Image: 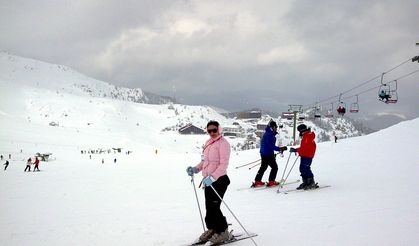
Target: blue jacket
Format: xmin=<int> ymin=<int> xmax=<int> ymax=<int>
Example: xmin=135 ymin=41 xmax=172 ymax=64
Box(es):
xmin=260 ymin=126 xmax=280 ymax=156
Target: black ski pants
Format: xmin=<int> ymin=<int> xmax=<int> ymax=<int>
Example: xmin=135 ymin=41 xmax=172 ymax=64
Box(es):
xmin=254 ymin=154 xmax=278 ymax=182
xmin=204 ymin=175 xmax=230 ymax=233
xmin=24 ymin=165 xmax=31 ymax=172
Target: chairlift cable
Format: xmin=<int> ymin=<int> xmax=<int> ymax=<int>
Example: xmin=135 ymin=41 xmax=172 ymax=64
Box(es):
xmin=315 ymin=68 xmax=419 ymax=108
xmin=302 ymin=57 xmax=416 ymax=111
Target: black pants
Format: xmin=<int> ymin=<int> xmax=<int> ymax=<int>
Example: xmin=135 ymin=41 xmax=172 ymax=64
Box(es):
xmin=24 ymin=165 xmax=31 ymax=172
xmin=4 ymin=165 xmax=8 ymax=170
xmin=254 ymin=154 xmax=278 ymax=181
xmin=204 ymin=175 xmax=230 ymax=233
xmin=34 ymin=165 xmax=40 ymax=171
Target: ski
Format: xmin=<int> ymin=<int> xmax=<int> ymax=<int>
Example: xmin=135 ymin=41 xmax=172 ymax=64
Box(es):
xmin=253 ymin=179 xmax=301 ymax=191
xmin=183 ymin=232 xmax=257 ymax=246
xmin=237 ymin=179 xmax=300 ymax=191
xmin=277 ymin=184 xmax=331 ymax=194
xmin=205 ymin=232 xmax=258 ymax=245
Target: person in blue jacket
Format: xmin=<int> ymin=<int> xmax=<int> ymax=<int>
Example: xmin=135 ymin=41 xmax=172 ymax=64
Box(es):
xmin=252 ymin=120 xmax=287 ymax=187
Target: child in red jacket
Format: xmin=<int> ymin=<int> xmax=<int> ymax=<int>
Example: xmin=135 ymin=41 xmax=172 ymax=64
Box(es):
xmin=290 ymin=124 xmax=318 ymax=190
xmin=33 ymin=157 xmax=40 ymax=171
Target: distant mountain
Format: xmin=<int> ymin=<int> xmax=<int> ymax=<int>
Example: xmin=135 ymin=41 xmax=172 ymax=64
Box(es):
xmin=0 ymin=52 xmax=366 ymax=151
xmin=0 ymin=51 xmax=174 ymax=105
xmin=361 ymin=114 xmax=407 ymax=131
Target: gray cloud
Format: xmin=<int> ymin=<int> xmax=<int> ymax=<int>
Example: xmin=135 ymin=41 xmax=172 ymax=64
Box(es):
xmin=1 ymin=0 xmax=418 ymax=120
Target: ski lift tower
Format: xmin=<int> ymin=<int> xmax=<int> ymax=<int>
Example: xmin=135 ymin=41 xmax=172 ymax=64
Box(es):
xmin=288 ymin=104 xmax=303 ymax=144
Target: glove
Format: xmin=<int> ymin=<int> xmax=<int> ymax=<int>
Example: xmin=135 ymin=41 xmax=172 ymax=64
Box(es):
xmin=186 ymin=166 xmax=198 ymax=176
xmin=289 ymin=147 xmax=297 ymax=153
xmin=279 ymin=146 xmax=288 ymax=152
xmin=202 ymin=176 xmax=215 ymax=187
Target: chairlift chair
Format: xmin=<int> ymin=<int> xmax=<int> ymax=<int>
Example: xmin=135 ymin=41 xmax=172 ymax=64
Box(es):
xmin=336 ymin=94 xmax=346 ymax=116
xmin=325 ymin=110 xmax=333 ymax=118
xmin=349 ymin=95 xmax=359 ymax=113
xmin=325 ymin=103 xmax=334 ymax=118
xmin=378 ymin=80 xmax=398 ymax=104
xmin=336 ymin=102 xmax=346 ymax=116
xmin=349 ymin=103 xmax=359 ymax=113
xmin=314 ymin=105 xmax=322 ymax=118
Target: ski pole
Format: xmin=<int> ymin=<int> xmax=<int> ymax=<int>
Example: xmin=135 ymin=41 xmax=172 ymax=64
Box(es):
xmin=279 ymin=152 xmax=292 ymax=186
xmin=209 ymin=185 xmax=258 ymax=246
xmin=191 ymin=175 xmax=206 ymax=232
xmin=248 ymin=162 xmax=261 ymax=170
xmin=235 ymin=159 xmax=261 ymax=169
xmin=277 ymin=155 xmax=300 ymax=193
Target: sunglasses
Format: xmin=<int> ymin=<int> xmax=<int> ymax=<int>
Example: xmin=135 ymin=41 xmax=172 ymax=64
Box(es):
xmin=207 ymin=128 xmax=218 ymax=133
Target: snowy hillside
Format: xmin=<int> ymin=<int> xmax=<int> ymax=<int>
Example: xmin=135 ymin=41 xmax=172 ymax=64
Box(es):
xmin=0 ymin=51 xmax=172 ymax=104
xmin=0 ymin=52 xmax=364 ymax=154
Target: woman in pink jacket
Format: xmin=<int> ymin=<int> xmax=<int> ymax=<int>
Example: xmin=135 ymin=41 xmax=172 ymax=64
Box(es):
xmin=186 ymin=120 xmax=231 ymax=244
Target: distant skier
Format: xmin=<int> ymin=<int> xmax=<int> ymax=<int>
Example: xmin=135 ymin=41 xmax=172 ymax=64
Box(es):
xmin=101 ymin=158 xmax=104 ymax=164
xmin=114 ymin=158 xmax=117 ymax=164
xmin=33 ymin=157 xmax=40 ymax=171
xmin=0 ymin=155 xmax=3 ymax=160
xmin=252 ymin=120 xmax=287 ymax=187
xmin=24 ymin=158 xmax=32 ymax=172
xmin=334 ymin=135 xmax=338 ymax=143
xmin=8 ymin=154 xmax=11 ymax=159
xmin=4 ymin=160 xmax=9 ymax=170
xmin=186 ymin=120 xmax=232 ymax=245
xmin=290 ymin=124 xmax=318 ymax=190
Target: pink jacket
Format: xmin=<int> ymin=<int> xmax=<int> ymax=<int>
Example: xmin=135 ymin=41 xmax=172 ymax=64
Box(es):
xmin=195 ymin=135 xmax=231 ymax=180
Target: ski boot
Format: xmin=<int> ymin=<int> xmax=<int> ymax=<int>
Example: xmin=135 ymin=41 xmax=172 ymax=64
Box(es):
xmin=251 ymin=181 xmax=265 ymax=188
xmin=266 ymin=181 xmax=280 ymax=187
xmin=198 ymin=229 xmax=215 ymax=243
xmin=208 ymin=229 xmax=233 ymax=244
xmin=304 ymin=177 xmax=319 ymax=190
xmin=296 ymin=177 xmax=308 ymax=190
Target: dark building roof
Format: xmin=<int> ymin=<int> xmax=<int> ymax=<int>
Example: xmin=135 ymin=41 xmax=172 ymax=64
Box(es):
xmin=179 ymin=124 xmax=206 ymax=135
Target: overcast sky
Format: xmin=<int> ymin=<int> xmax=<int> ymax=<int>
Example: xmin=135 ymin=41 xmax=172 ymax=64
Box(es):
xmin=1 ymin=0 xmax=419 ymax=120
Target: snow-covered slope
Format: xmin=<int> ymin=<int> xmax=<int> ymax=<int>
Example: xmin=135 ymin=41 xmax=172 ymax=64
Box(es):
xmin=1 ymin=53 xmax=417 ymax=246
xmin=0 ymin=112 xmax=418 ymax=245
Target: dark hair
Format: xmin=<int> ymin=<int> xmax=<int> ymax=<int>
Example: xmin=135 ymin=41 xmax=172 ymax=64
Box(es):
xmin=207 ymin=120 xmax=220 ymax=128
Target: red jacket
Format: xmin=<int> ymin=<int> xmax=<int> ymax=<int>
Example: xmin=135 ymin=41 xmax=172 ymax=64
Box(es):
xmin=34 ymin=159 xmax=40 ymax=165
xmin=297 ymin=131 xmax=316 ymax=158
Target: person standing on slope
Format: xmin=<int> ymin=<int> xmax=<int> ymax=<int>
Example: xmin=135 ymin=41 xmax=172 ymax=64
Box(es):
xmin=4 ymin=160 xmax=9 ymax=170
xmin=252 ymin=120 xmax=287 ymax=187
xmin=186 ymin=120 xmax=232 ymax=245
xmin=33 ymin=157 xmax=40 ymax=171
xmin=24 ymin=158 xmax=32 ymax=172
xmin=290 ymin=124 xmax=318 ymax=190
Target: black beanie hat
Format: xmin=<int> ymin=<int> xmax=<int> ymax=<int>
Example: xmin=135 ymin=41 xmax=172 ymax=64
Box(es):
xmin=297 ymin=124 xmax=308 ymax=133
xmin=269 ymin=121 xmax=278 ymax=128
